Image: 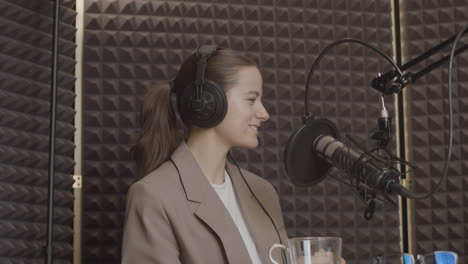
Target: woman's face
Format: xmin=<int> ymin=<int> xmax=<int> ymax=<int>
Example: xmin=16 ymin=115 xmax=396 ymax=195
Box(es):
xmin=214 ymin=66 xmax=270 ymax=149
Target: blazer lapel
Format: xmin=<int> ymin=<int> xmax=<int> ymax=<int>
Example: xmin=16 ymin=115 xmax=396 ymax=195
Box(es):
xmin=170 ymin=142 xmax=252 ymax=264
xmin=226 ymin=162 xmax=284 ymax=264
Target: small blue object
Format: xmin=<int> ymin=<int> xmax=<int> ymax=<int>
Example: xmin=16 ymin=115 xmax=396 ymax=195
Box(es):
xmin=433 ymin=251 xmax=458 ymax=264
xmin=403 ymin=254 xmax=414 ymax=264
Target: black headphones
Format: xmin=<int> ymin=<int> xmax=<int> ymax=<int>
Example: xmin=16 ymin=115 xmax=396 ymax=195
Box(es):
xmin=178 ymin=45 xmax=228 ymax=128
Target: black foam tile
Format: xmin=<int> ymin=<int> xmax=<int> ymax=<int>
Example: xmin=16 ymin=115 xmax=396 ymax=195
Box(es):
xmin=0 ymin=1 xmax=76 ymax=264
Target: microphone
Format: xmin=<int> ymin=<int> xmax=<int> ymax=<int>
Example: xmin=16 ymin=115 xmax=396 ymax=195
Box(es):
xmin=284 ymin=116 xmax=413 ymax=198
xmin=313 ymin=134 xmax=410 ymax=197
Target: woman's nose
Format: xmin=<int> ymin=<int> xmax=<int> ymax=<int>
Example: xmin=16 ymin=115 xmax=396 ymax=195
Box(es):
xmin=257 ymin=102 xmax=270 ymax=121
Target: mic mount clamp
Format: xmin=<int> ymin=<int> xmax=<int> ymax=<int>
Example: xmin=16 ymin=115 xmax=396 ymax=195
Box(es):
xmin=372 ymin=72 xmax=413 ymax=95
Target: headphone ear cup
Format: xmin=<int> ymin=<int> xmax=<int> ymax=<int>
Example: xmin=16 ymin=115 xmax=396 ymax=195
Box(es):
xmin=180 ymin=80 xmax=227 ymax=128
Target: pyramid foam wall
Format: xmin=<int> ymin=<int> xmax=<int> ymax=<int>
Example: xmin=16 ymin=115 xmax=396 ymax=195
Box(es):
xmin=402 ymin=1 xmax=468 ymax=262
xmin=0 ymin=0 xmax=76 ymax=263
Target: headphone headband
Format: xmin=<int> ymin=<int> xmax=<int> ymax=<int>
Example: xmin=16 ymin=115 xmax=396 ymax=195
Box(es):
xmin=194 ymin=45 xmax=218 ymax=96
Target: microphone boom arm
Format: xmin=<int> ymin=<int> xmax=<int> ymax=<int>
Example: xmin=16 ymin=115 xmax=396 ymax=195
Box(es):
xmin=372 ymin=28 xmax=468 ymax=94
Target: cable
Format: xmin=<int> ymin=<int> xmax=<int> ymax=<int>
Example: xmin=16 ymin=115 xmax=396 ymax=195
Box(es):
xmin=304 ymin=38 xmax=405 ymax=115
xmin=408 ymin=26 xmax=468 ymax=199
xmin=227 ymin=152 xmax=287 ymax=264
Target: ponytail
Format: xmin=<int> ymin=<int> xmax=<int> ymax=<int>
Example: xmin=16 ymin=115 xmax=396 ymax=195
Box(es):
xmin=130 ymin=83 xmax=182 ymax=179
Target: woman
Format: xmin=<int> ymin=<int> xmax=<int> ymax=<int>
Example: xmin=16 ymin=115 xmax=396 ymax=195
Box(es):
xmin=122 ymin=46 xmax=288 ymax=263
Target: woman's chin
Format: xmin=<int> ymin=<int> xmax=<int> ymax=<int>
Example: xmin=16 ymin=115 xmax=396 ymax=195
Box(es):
xmin=237 ymin=139 xmax=259 ymax=149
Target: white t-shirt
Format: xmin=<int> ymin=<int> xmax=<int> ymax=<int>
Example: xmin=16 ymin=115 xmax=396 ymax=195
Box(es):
xmin=211 ymin=171 xmax=262 ymax=264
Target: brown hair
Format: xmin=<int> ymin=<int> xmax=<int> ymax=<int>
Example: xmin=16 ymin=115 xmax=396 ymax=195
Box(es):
xmin=131 ymin=48 xmax=257 ymax=178
xmin=130 ymin=83 xmax=181 ymax=178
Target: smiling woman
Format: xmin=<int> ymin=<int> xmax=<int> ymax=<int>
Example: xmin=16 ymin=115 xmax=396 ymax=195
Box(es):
xmin=122 ymin=46 xmax=288 ymax=264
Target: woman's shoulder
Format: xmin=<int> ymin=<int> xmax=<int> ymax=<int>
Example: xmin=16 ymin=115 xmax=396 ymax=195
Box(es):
xmin=128 ymin=160 xmax=181 ymax=197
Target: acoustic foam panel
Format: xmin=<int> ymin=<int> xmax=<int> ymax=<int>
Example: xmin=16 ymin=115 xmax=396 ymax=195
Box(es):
xmin=0 ymin=0 xmax=76 ymax=263
xmin=402 ymin=1 xmax=468 ymax=262
xmin=82 ymin=1 xmax=400 ymax=263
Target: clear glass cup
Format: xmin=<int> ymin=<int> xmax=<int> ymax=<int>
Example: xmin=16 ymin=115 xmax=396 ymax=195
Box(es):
xmin=269 ymin=237 xmax=342 ymax=264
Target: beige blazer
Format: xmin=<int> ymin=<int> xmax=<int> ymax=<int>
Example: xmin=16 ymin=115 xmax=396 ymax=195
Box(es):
xmin=122 ymin=142 xmax=288 ymax=264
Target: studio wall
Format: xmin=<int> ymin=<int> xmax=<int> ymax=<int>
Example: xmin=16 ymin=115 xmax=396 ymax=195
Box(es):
xmin=402 ymin=1 xmax=468 ymax=262
xmin=81 ymin=1 xmax=400 ymax=264
xmin=0 ymin=0 xmax=76 ymax=263
xmin=1 ymin=1 xmax=466 ymax=264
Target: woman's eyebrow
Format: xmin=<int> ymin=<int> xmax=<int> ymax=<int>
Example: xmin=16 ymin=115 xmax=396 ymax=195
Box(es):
xmin=246 ymin=91 xmax=260 ymax=96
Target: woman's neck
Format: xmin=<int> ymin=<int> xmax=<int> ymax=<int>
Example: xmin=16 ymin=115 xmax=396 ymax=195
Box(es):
xmin=186 ymin=130 xmax=229 ymax=185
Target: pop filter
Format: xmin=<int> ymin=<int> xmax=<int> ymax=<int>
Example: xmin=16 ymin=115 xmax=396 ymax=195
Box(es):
xmin=283 ymin=116 xmax=339 ymax=187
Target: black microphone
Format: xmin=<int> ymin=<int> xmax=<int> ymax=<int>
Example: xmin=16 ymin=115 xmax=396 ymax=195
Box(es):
xmin=284 ymin=116 xmax=413 ymax=198
xmin=313 ymin=134 xmax=410 ymax=197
